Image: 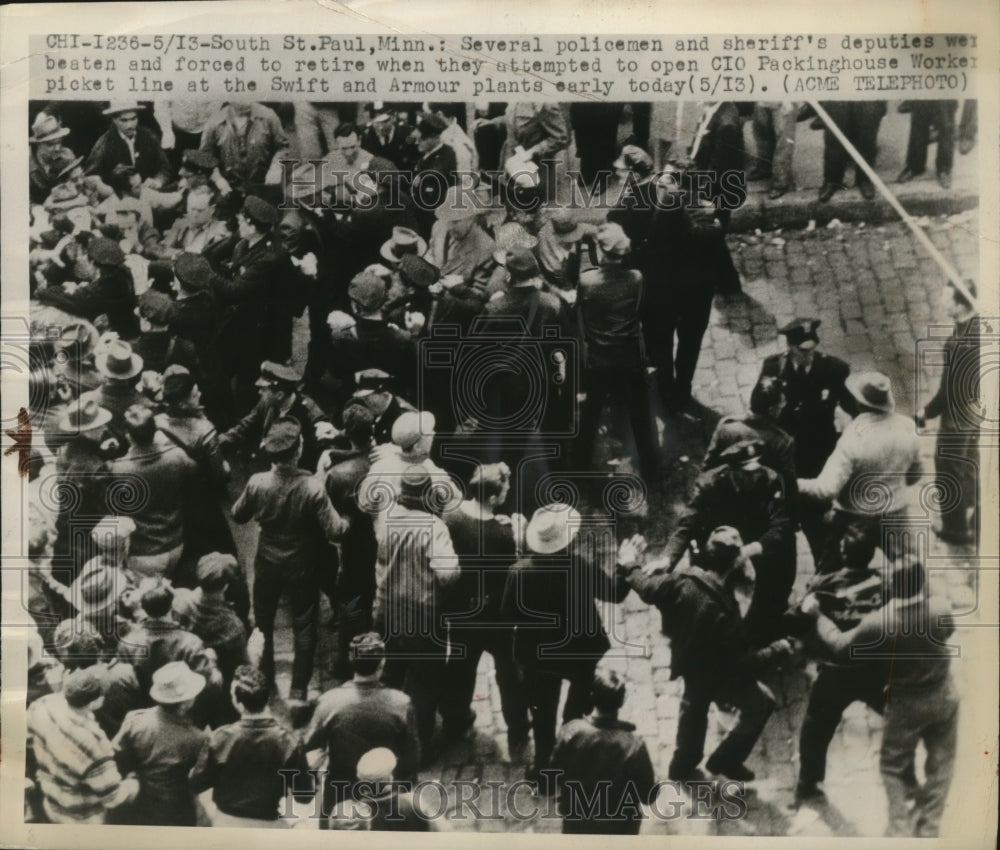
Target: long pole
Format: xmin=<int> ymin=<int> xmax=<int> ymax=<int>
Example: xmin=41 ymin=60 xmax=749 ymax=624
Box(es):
xmin=807 ymin=99 xmax=979 ymax=313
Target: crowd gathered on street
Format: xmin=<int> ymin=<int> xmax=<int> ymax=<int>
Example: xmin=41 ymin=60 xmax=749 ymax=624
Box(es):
xmin=22 ymin=97 xmax=981 ymax=835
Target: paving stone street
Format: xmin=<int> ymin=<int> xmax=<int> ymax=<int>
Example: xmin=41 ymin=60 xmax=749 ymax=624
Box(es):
xmin=230 ymin=205 xmax=990 ymax=836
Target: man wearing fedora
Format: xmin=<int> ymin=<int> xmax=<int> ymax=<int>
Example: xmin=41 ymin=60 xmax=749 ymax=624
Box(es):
xmin=84 ymin=102 xmax=172 ymax=188
xmin=621 ymin=526 xmax=791 ymax=783
xmin=501 ymin=504 xmax=644 ymax=786
xmin=50 ymin=322 xmax=104 ymax=404
xmin=29 ymin=111 xmax=76 ymax=205
xmin=232 ymin=418 xmax=350 ymax=715
xmin=800 ymin=371 xmax=923 ymax=572
xmin=219 ymin=360 xmax=328 ymax=472
xmin=410 ymin=111 xmax=458 ymax=237
xmin=111 ymin=661 xmax=209 ymax=826
xmin=36 ymin=237 xmax=141 ymax=341
xmin=759 ymin=318 xmax=856 ymax=564
xmin=916 ymin=281 xmax=982 ymax=546
xmin=76 ymin=340 xmax=151 ymax=457
xmin=383 ymin=253 xmax=437 ymax=331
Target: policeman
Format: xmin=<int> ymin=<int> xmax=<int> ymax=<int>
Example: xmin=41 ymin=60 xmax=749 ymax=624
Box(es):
xmin=660 ymin=441 xmax=795 ymax=644
xmin=758 ymin=318 xmax=855 ymax=564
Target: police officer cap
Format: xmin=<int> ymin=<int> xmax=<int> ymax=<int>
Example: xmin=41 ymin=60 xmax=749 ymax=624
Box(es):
xmin=262 ymin=417 xmax=302 ymax=455
xmin=257 ymin=360 xmax=301 ymax=390
xmin=174 ymin=252 xmax=213 ymax=292
xmin=353 ymin=368 xmax=392 ymax=395
xmin=349 ymin=631 xmax=386 ymax=661
xmin=416 ymin=111 xmax=448 ymax=137
xmin=720 ymin=440 xmax=763 ymax=466
xmin=778 ymin=317 xmax=821 ymax=348
xmin=241 ymin=194 xmax=280 ymax=228
xmin=87 ymin=237 xmax=125 ymax=266
xmin=182 ymin=148 xmax=219 ymax=173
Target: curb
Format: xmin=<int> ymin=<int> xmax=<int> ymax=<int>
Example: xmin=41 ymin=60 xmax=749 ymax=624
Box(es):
xmin=731 ymin=177 xmax=979 ymax=233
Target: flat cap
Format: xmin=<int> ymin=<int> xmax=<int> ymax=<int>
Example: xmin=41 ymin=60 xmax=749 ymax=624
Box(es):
xmin=416 ymin=111 xmax=448 ymax=136
xmin=262 ymin=416 xmax=302 ymax=455
xmin=137 ymin=289 xmax=174 ymax=326
xmin=174 ymin=252 xmax=212 ymax=292
xmin=398 ymin=254 xmax=440 ymax=289
xmin=506 ymin=247 xmax=541 ymax=283
xmin=241 ymin=194 xmax=280 ymax=227
xmin=87 ymin=237 xmax=125 ymax=266
xmin=63 ymin=667 xmax=106 ymax=708
xmin=391 ymin=411 xmax=436 ymax=451
xmin=349 ymin=631 xmax=386 ymax=661
xmin=353 ymin=368 xmax=392 ymax=396
xmin=348 ymin=270 xmax=388 ymax=312
xmin=196 ymin=552 xmax=238 ymax=587
xmin=181 ymin=148 xmax=219 ymax=173
xmin=778 ymin=317 xmax=820 ymax=349
xmin=720 ymin=440 xmax=763 ymax=466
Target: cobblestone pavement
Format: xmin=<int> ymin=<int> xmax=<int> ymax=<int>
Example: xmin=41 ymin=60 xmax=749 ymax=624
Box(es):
xmin=234 ymin=209 xmax=988 ymax=835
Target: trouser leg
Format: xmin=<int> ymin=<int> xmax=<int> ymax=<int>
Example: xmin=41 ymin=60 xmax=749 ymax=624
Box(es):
xmin=252 ymin=565 xmax=282 ymax=684
xmin=439 ymin=628 xmax=482 ymax=733
xmin=673 ymin=291 xmax=714 ymax=400
xmin=771 ymin=107 xmax=797 ymax=190
xmin=936 ymin=433 xmax=978 ymax=539
xmin=880 ymin=691 xmax=926 ymax=836
xmin=487 ymin=631 xmax=530 ymax=739
xmin=287 ymin=578 xmax=320 ymax=698
xmin=404 ymin=653 xmax=445 ymax=752
xmin=669 ymin=677 xmax=712 ymax=778
xmin=933 ymin=100 xmax=958 ymax=175
xmin=709 ymin=677 xmax=775 ymax=768
xmin=751 ymin=104 xmax=776 ymax=175
xmin=851 ymin=102 xmax=885 ymax=188
xmin=523 ymin=667 xmax=564 ymax=769
xmin=914 ymin=693 xmax=958 ymax=837
xmin=905 ymin=102 xmax=932 ymax=173
xmin=622 ymin=367 xmax=661 ymax=479
xmin=562 ymin=662 xmax=597 ymax=724
xmin=575 ymin=367 xmax=611 ymax=469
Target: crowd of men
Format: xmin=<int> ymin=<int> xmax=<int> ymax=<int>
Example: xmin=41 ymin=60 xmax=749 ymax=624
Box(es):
xmin=22 ymin=98 xmax=981 ymax=836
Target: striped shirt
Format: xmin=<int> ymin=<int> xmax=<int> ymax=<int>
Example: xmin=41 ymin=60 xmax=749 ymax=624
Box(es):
xmin=27 ymin=693 xmax=123 ymax=823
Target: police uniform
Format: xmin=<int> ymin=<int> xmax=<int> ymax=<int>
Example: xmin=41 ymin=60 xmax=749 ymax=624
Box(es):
xmin=758 ymin=319 xmax=855 ymax=563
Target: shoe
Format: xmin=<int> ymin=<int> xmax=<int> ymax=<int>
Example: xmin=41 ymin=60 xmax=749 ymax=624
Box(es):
xmin=706 ymin=757 xmax=756 ymax=781
xmin=287 ymin=698 xmax=313 ymax=728
xmin=896 ymin=167 xmax=920 ymax=183
xmin=767 ymin=186 xmax=788 ymax=200
xmin=809 ymin=117 xmax=824 ymax=130
xmin=507 ymin=729 xmax=531 ymax=763
xmin=959 ymin=136 xmax=975 ymax=155
xmin=668 ymin=767 xmax=707 ymax=783
xmin=818 ymin=183 xmax=841 ymax=203
xmin=524 ymin=765 xmax=556 ymax=795
xmin=937 ymin=170 xmax=952 ymax=189
xmin=858 ymin=182 xmax=876 ymax=200
xmin=794 ymin=782 xmax=827 ymax=805
xmin=443 ymin=709 xmax=477 ymax=742
xmin=746 ymin=167 xmax=772 ymax=181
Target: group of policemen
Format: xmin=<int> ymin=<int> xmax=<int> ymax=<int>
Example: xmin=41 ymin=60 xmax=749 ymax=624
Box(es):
xmin=22 ymin=97 xmax=978 ymax=836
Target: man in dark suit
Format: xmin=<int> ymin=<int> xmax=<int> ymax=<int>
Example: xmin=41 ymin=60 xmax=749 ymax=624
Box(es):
xmin=916 ymin=281 xmax=981 ymax=545
xmin=758 ymin=318 xmax=855 ymax=563
xmin=361 ymin=104 xmax=417 ymax=171
xmin=84 ymin=102 xmax=172 ymax=187
xmin=569 ymin=102 xmax=624 ymax=191
xmin=898 ymin=100 xmax=959 ymax=189
xmin=687 ymin=101 xmax=745 ymax=294
xmin=410 ymin=112 xmax=458 ymax=237
xmin=818 ymin=100 xmax=887 ymax=202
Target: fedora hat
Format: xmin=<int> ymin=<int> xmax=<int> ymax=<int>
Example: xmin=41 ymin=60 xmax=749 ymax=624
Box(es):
xmin=548 ymin=210 xmax=586 ymax=244
xmin=54 ymin=322 xmax=99 ymax=361
xmin=380 ymin=226 xmax=428 ymax=265
xmin=102 ymin=101 xmax=146 ymax=117
xmin=95 ymin=340 xmax=143 ymax=380
xmin=69 ymin=566 xmax=118 ymax=616
xmin=58 ymin=398 xmax=112 ymax=434
xmin=526 ymin=503 xmax=582 ymax=555
xmin=149 ymin=660 xmax=206 ymax=704
xmin=493 ymin=222 xmax=538 ymax=266
xmin=846 ymin=371 xmax=895 ymax=414
xmin=30 ymin=112 xmax=70 ymax=144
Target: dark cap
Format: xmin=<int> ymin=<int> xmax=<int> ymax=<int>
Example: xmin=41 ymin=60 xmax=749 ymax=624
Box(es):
xmin=174 ymin=252 xmax=212 ymax=292
xmin=348 ymin=270 xmax=388 ymax=312
xmin=778 ymin=317 xmax=821 ymax=349
xmin=506 ymin=247 xmax=540 ymax=283
xmin=196 ymin=552 xmax=237 ymax=587
xmin=138 ymin=289 xmax=173 ymax=326
xmin=63 ymin=666 xmax=106 ymax=708
xmin=349 ymin=631 xmax=386 ymax=661
xmin=160 ymin=364 xmax=196 ymax=404
xmin=353 ymin=368 xmax=392 ymax=396
xmin=87 ymin=237 xmax=125 ymax=266
xmin=262 ymin=416 xmax=302 ymax=456
xmin=416 ymin=111 xmax=448 ymax=136
xmin=720 ymin=440 xmax=763 ymax=467
xmin=241 ymin=194 xmax=280 ymax=228
xmin=181 ymin=148 xmax=219 ymax=174
xmin=398 ymin=254 xmax=440 ymax=289
xmin=256 ymin=360 xmax=301 ymax=391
